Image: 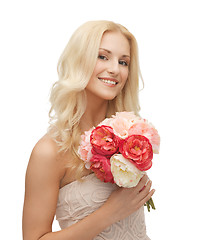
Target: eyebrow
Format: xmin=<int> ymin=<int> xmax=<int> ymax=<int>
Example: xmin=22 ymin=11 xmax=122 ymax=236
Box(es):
xmin=99 ymin=48 xmax=130 ymax=59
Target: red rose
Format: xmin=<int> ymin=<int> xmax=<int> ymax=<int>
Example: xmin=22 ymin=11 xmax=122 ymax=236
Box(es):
xmin=119 ymin=135 xmax=153 ymax=171
xmin=90 ymin=125 xmax=120 ymax=156
xmin=90 ymin=154 xmax=114 ymax=183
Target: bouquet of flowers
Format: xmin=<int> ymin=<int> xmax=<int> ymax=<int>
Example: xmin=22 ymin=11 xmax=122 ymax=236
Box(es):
xmin=78 ymin=111 xmax=160 ymax=211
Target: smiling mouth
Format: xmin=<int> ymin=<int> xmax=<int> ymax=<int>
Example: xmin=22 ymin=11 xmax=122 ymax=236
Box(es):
xmin=98 ymin=78 xmax=118 ymax=85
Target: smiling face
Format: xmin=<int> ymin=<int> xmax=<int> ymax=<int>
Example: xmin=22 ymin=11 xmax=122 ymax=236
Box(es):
xmin=85 ymin=31 xmax=130 ymax=101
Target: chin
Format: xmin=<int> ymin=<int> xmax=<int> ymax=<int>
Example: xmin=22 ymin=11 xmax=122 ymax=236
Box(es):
xmin=100 ymin=88 xmax=121 ymax=100
xmin=85 ymin=87 xmax=120 ymax=102
xmin=100 ymin=93 xmax=118 ymax=101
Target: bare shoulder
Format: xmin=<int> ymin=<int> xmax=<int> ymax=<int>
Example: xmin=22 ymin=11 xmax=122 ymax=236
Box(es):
xmin=23 ymin=134 xmax=68 ymax=238
xmin=26 ymin=134 xmax=67 ymax=186
xmin=31 ymin=134 xmax=59 ymax=161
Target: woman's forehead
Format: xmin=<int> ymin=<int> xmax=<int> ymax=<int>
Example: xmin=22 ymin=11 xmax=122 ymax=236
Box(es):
xmin=99 ymin=31 xmax=130 ymax=57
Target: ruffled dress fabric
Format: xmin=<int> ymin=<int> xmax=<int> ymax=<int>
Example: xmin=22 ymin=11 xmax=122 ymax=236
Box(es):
xmin=56 ymin=173 xmax=150 ymax=240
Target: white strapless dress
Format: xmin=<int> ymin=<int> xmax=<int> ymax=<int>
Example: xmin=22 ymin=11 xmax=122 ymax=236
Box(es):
xmin=56 ymin=173 xmax=150 ymax=240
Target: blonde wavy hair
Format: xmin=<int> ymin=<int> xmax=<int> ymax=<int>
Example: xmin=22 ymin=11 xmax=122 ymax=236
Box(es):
xmin=48 ymin=20 xmax=143 ymax=178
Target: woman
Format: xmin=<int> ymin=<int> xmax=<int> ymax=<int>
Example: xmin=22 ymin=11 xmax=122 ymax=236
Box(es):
xmin=22 ymin=20 xmax=155 ymax=240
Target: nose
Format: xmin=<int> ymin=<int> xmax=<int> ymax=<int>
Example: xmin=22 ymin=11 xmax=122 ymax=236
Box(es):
xmin=107 ymin=59 xmax=120 ymax=76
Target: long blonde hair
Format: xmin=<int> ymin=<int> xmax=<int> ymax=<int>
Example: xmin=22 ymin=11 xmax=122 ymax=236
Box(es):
xmin=48 ymin=20 xmax=143 ymax=178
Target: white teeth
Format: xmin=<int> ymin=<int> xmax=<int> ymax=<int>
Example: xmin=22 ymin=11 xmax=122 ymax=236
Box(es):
xmin=99 ymin=78 xmax=117 ymax=85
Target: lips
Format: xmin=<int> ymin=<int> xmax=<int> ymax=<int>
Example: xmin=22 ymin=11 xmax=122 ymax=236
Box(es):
xmin=98 ymin=77 xmax=118 ymax=85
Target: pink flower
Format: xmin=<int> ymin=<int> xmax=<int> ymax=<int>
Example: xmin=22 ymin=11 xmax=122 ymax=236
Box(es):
xmin=119 ymin=135 xmax=153 ymax=171
xmin=90 ymin=155 xmax=114 ymax=183
xmin=112 ymin=111 xmax=139 ymax=121
xmin=128 ymin=119 xmax=160 ymax=154
xmin=90 ymin=125 xmax=120 ymax=156
xmin=78 ymin=129 xmax=94 ymax=163
xmin=101 ymin=112 xmax=142 ymax=139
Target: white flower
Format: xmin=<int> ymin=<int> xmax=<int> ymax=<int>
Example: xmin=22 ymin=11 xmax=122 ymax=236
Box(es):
xmin=110 ymin=154 xmax=145 ymax=188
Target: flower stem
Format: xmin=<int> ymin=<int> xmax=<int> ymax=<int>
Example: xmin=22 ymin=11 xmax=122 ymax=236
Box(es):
xmin=149 ymin=197 xmax=156 ymax=210
xmin=145 ymin=197 xmax=156 ymax=212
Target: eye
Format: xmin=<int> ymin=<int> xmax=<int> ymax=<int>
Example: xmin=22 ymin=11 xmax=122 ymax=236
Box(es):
xmin=98 ymin=55 xmax=108 ymax=60
xmin=119 ymin=60 xmax=129 ymax=66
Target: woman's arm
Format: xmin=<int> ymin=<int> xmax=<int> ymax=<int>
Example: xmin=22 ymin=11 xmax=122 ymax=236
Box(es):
xmin=23 ymin=135 xmax=154 ymax=240
xmin=22 ymin=135 xmax=65 ymax=239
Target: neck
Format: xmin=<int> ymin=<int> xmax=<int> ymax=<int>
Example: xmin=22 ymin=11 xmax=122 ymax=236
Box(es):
xmin=80 ymin=92 xmax=109 ymax=132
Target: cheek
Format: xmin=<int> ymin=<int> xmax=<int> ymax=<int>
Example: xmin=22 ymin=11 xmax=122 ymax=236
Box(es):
xmin=121 ymin=68 xmax=129 ymax=84
xmin=93 ymin=61 xmax=105 ymax=76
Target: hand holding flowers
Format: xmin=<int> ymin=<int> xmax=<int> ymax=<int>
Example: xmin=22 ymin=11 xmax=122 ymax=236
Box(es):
xmin=78 ymin=112 xmax=160 ymax=211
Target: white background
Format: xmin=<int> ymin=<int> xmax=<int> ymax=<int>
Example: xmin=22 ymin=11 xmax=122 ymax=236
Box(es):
xmin=0 ymin=0 xmax=207 ymax=239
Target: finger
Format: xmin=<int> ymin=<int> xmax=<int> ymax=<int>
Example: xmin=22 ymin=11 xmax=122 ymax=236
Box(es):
xmin=135 ymin=175 xmax=149 ymax=193
xmin=139 ymin=178 xmax=151 ymax=193
xmin=141 ymin=189 xmax=155 ymax=206
xmin=137 ymin=188 xmax=155 ymax=210
xmin=138 ymin=180 xmax=152 ymax=198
